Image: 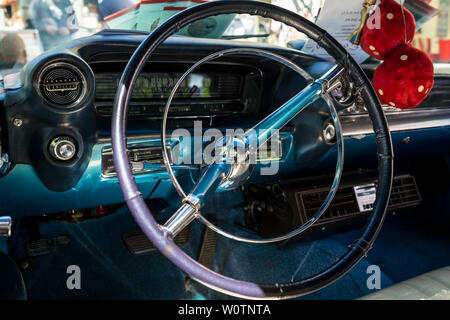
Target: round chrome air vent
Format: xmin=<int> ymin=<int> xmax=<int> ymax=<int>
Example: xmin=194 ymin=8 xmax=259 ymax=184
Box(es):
xmin=38 ymin=62 xmax=87 ymax=107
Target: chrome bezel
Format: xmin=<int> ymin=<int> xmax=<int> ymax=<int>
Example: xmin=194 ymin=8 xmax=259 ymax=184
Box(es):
xmin=49 ymin=137 xmax=77 ymax=161
xmin=36 ymin=61 xmax=88 ymax=109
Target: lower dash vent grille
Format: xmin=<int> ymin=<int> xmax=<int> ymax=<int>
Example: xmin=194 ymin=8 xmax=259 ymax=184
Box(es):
xmin=296 ymin=175 xmax=420 ymax=226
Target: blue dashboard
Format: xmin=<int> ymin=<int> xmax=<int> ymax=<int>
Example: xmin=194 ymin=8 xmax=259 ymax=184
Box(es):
xmin=1 ymin=30 xmax=449 ymax=218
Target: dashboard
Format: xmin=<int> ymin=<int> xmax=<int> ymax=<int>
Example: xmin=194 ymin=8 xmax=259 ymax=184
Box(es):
xmin=0 ymin=30 xmax=449 ymax=218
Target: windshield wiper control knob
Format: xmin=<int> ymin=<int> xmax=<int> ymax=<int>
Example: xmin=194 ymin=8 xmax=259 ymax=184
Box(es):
xmin=48 ymin=136 xmax=77 ymax=161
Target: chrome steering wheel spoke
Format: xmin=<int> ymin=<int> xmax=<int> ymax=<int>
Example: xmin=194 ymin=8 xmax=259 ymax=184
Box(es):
xmin=247 ymin=65 xmax=343 ymax=149
xmin=163 ymin=163 xmax=228 ymax=238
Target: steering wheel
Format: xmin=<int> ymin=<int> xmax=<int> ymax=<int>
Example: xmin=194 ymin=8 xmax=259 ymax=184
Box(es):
xmin=112 ymin=0 xmax=393 ymax=299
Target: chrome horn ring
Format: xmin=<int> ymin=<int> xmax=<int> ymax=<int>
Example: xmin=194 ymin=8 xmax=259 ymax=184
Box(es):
xmin=160 ymin=48 xmax=345 ymax=244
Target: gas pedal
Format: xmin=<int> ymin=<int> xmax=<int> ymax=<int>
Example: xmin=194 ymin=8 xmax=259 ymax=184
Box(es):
xmin=26 ymin=239 xmax=51 ymax=257
xmin=184 ymin=226 xmax=217 ymax=298
xmin=197 ymin=227 xmax=217 ymax=268
xmin=25 ymin=235 xmax=72 ymax=257
xmin=123 ymin=224 xmax=191 ymax=255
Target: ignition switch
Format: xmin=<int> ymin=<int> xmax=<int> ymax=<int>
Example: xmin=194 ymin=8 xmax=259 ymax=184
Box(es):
xmin=48 ymin=136 xmax=77 ymax=161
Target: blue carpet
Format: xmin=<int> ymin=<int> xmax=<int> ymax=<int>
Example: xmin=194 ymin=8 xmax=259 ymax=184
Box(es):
xmin=198 ymin=190 xmax=394 ymax=300
xmin=332 ymin=213 xmax=450 ymax=284
xmin=12 ymin=189 xmax=450 ymax=300
xmin=18 ymin=207 xmax=204 ymax=300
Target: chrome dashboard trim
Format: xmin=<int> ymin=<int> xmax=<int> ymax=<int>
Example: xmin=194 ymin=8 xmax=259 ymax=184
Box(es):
xmin=360 ymin=63 xmax=450 ymax=75
xmin=97 ymin=108 xmax=450 ymax=142
xmin=341 ymin=108 xmax=450 ymax=137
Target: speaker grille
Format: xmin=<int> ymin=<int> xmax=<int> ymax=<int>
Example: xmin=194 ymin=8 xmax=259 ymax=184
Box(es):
xmin=39 ymin=63 xmax=85 ymax=106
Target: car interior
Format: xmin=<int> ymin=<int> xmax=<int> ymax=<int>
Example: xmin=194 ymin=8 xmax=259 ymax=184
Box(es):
xmin=0 ymin=0 xmax=449 ymax=300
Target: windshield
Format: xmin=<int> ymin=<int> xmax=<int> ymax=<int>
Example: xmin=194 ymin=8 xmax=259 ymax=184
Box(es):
xmin=0 ymin=0 xmax=448 ymax=77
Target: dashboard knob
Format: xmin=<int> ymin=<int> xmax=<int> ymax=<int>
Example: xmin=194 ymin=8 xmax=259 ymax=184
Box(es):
xmin=323 ymin=122 xmax=336 ymax=144
xmin=48 ymin=136 xmax=77 ymax=161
